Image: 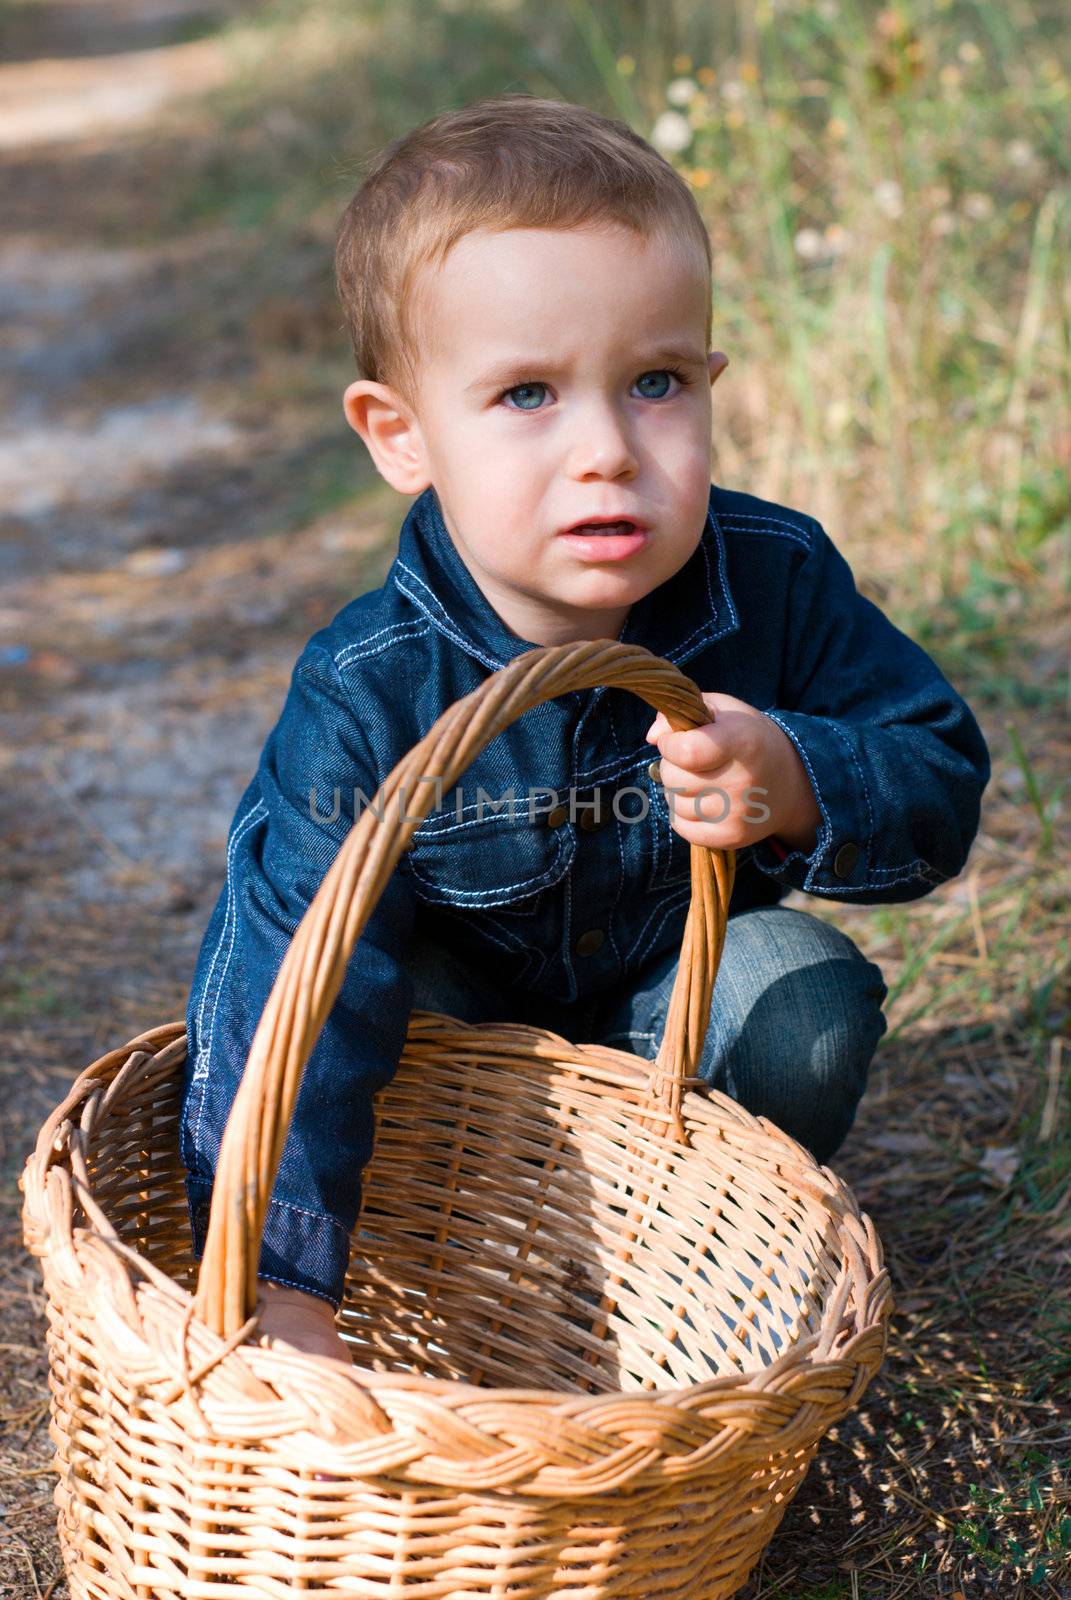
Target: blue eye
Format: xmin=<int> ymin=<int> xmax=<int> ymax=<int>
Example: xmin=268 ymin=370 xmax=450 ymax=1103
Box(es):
xmin=502 ymin=382 xmax=547 ymax=411
xmin=636 ymin=369 xmax=682 ymax=399
xmin=498 ymin=368 xmax=688 ymax=411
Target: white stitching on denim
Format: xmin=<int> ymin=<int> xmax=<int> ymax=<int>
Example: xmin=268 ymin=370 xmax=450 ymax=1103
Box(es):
xmin=407 ymin=826 xmax=571 ymax=902
xmin=264 ymin=1194 xmax=351 ymax=1232
xmin=786 ymin=861 xmax=933 ymax=894
xmin=758 ymin=691 xmax=941 ymax=889
xmin=476 ymin=906 xmax=541 ymax=944
xmin=413 ymin=803 xmax=563 ymax=834
xmin=574 ymin=747 xmax=652 ymax=783
xmin=708 ymin=506 xmax=741 ymax=635
xmin=658 ymin=509 xmax=743 ymax=662
xmin=758 ymin=711 xmax=940 ymax=891
xmin=631 ymin=883 xmax=692 ymax=967
xmin=437 ymin=908 xmax=523 ymax=960
xmin=334 ymin=620 xmax=422 ymax=667
xmin=647 ymin=777 xmax=697 ymax=895
xmin=408 ymin=867 xmax=557 ymax=901
xmin=561 ymin=849 xmax=578 ymax=1003
xmin=626 ymin=879 xmax=692 ymax=967
xmin=395 ymin=564 xmax=503 ymax=670
xmin=647 ymin=778 xmax=665 ymax=893
xmin=261 ymin=1275 xmax=338 ymax=1304
xmin=647 ymin=781 xmax=679 ymax=894
xmin=334 ymin=618 xmax=431 ymax=669
xmin=662 ymin=521 xmax=720 ymax=660
xmin=825 ymin=719 xmax=875 ymax=857
xmin=193 ymin=796 xmax=268 ymax=1075
xmin=870 ymin=857 xmax=934 ymax=883
xmin=478 ymin=914 xmax=545 ymax=985
xmin=428 ymin=752 xmax=656 ymax=831
xmin=759 ymin=711 xmax=833 ymax=884
xmin=201 ymin=799 xmax=272 ymax=1070
xmin=716 ymin=511 xmax=815 ymax=550
xmin=603 ymin=695 xmax=628 ymax=980
xmin=752 ymin=849 xmax=934 ymax=892
xmin=187 ymin=796 xmax=268 ymax=1169
xmin=410 ymin=906 xmax=545 ymax=995
xmin=256 ymin=1268 xmax=339 ymax=1308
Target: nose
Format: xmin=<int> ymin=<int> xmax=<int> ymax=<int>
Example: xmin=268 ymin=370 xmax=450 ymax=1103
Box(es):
xmin=565 ymin=399 xmax=639 ymax=481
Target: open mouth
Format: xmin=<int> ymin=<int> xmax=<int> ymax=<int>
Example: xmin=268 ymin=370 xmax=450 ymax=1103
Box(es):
xmin=563 ymin=521 xmax=640 ymax=536
xmin=558 ymin=521 xmax=649 ymax=560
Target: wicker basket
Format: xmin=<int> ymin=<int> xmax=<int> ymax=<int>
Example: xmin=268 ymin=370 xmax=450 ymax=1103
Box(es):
xmin=21 ymin=639 xmax=891 ymax=1600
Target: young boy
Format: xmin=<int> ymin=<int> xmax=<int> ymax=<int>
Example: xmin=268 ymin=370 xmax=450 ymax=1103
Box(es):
xmin=179 ymin=93 xmax=990 ymax=1365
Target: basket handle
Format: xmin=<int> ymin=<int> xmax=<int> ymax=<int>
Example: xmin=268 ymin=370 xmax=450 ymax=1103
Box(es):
xmin=194 ymin=639 xmax=735 ymax=1335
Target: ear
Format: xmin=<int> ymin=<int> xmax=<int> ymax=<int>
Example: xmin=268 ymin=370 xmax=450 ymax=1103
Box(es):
xmin=342 ymin=379 xmax=432 ymax=495
xmin=708 ymin=350 xmax=729 ymax=386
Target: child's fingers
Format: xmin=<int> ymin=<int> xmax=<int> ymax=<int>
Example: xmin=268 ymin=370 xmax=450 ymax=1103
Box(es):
xmin=653 ymin=752 xmax=703 ymax=794
xmin=647 ymin=692 xmax=755 ymax=750
xmin=659 ymin=773 xmax=736 ymax=824
xmin=651 ymin=721 xmax=731 ymax=774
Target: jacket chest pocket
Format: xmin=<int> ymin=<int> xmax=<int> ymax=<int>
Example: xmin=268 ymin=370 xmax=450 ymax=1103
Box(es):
xmin=403 ymin=805 xmax=576 ymax=918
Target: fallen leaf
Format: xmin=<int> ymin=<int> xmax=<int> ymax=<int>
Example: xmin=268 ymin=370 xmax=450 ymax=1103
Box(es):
xmin=979 ymin=1144 xmax=1019 ymax=1186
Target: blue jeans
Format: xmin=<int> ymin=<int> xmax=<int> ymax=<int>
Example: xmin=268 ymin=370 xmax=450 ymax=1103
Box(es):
xmin=401 ymin=905 xmax=888 ymax=1166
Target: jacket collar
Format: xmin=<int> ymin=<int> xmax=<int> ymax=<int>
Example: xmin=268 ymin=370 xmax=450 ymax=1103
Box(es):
xmin=392 ymin=483 xmax=739 ymax=673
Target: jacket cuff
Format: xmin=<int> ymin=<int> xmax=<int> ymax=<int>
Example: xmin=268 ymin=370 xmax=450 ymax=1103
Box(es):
xmin=752 ymin=709 xmax=877 ymax=895
xmin=185 ymin=1177 xmax=350 ymax=1311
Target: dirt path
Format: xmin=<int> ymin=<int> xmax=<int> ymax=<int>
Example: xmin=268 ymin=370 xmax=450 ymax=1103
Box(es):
xmin=0 ymin=4 xmax=398 ymax=1590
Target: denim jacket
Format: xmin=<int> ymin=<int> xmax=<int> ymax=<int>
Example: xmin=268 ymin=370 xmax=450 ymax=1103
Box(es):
xmin=180 ymin=481 xmax=990 ymax=1307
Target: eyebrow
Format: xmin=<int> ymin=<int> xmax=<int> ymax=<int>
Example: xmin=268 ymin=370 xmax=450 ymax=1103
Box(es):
xmin=466 ymin=347 xmax=708 ymax=393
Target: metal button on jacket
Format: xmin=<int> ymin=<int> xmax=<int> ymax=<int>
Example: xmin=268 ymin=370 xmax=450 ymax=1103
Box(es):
xmin=577 ymin=786 xmax=607 ymax=833
xmin=545 ymin=804 xmax=568 ymax=828
xmin=833 ymin=841 xmax=860 ymax=878
xmin=647 ymin=760 xmax=662 ymax=784
xmin=574 ymin=928 xmax=605 ymax=957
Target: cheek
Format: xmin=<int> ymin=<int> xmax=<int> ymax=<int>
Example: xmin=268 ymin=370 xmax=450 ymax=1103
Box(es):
xmin=444 ymin=446 xmax=526 ymax=519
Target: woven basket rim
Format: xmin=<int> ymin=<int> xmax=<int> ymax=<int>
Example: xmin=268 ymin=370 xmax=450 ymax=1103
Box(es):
xmin=23 ymin=1018 xmax=891 ymax=1421
xmin=89 ymin=1228 xmax=877 ymax=1409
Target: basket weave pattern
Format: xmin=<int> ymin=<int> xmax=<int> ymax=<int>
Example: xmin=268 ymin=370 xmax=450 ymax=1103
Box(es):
xmin=22 ymin=641 xmax=892 ymax=1599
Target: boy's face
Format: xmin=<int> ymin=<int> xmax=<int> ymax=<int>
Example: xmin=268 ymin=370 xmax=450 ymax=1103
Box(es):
xmin=344 ymin=224 xmax=725 ymax=647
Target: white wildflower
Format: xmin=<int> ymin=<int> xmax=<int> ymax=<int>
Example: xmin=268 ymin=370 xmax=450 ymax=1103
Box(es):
xmin=963 ymin=191 xmax=994 ymax=220
xmin=793 ymin=227 xmax=826 ymax=261
xmin=874 ymin=179 xmax=904 ymax=219
xmin=1006 ymin=138 xmax=1034 ymax=167
xmin=721 ymin=79 xmax=747 ymax=103
xmin=650 ymin=110 xmax=693 ymax=154
xmin=667 ymin=76 xmax=699 ymax=106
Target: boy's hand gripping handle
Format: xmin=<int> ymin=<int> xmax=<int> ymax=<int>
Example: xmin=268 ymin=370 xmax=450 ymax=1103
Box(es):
xmin=194 ymin=640 xmax=735 ymax=1336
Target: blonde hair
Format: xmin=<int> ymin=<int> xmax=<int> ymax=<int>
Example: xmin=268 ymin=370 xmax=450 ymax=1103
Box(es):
xmin=334 ymin=93 xmax=712 ymax=413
